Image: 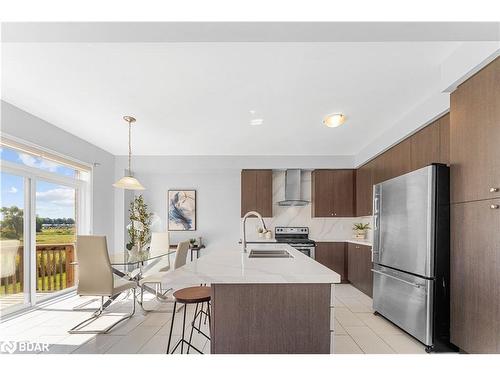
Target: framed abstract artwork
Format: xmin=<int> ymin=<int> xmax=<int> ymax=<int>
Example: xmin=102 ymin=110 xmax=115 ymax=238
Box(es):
xmin=168 ymin=190 xmax=196 ymax=231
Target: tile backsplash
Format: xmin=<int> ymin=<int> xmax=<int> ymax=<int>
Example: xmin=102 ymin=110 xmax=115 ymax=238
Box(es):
xmin=246 ymin=170 xmax=373 ymax=241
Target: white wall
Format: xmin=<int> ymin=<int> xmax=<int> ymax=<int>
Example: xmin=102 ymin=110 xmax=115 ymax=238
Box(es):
xmin=127 ymin=168 xmax=240 ymax=252
xmin=1 ymin=101 xmax=115 ymax=244
xmin=113 ymin=155 xmax=373 ymax=253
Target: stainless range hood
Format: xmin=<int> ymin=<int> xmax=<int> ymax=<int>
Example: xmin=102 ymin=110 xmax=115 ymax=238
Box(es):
xmin=277 ymin=169 xmax=309 ymax=207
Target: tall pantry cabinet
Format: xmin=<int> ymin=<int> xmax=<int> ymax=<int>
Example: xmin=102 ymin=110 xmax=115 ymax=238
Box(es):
xmin=449 ymin=57 xmax=500 ymax=353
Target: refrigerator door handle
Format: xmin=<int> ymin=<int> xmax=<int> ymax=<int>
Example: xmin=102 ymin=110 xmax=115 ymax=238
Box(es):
xmin=373 ymin=197 xmax=379 ymax=214
xmin=371 ymin=269 xmax=425 ymax=289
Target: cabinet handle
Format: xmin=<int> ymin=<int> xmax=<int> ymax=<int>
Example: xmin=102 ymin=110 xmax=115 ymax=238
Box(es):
xmin=490 ymin=204 xmax=500 ymax=209
xmin=490 ymin=187 xmax=499 ymax=193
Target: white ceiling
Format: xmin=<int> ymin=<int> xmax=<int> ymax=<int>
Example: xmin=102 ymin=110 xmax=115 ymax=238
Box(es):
xmin=1 ymin=23 xmax=484 ymax=156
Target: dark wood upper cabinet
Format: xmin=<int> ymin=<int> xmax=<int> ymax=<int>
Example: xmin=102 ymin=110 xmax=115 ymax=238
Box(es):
xmin=347 ymin=243 xmax=373 ymax=297
xmin=372 ymin=139 xmax=411 ymax=184
xmin=356 ymin=160 xmax=374 ymax=217
xmin=241 ymin=169 xmax=273 ymax=217
xmin=312 ymin=169 xmax=355 ymax=217
xmin=410 ymin=119 xmax=441 ymax=170
xmin=255 ymin=170 xmax=273 ymax=216
xmin=315 ymin=242 xmax=348 ymax=282
xmin=385 ymin=138 xmax=412 ymax=181
xmin=241 ymin=170 xmax=257 ymax=216
xmin=372 ymin=152 xmax=386 ymax=185
xmin=450 ymin=58 xmax=500 ymax=203
xmin=450 ymin=199 xmax=500 ymax=353
xmin=410 ymin=114 xmax=451 ymax=171
xmin=369 ymin=114 xmax=450 ymax=188
xmin=439 ymin=113 xmax=450 ymax=165
xmin=311 ymin=169 xmax=334 ymax=217
xmin=332 ymin=170 xmax=356 ymax=217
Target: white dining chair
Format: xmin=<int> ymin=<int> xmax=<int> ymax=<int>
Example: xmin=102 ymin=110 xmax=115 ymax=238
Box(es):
xmin=69 ymin=235 xmax=137 ymax=334
xmin=0 ymin=240 xmax=20 ymax=280
xmin=145 ymin=232 xmax=171 ymax=273
xmin=139 ymin=240 xmax=190 ymax=310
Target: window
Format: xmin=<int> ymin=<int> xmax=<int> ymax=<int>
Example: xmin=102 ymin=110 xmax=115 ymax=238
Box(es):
xmin=1 ymin=146 xmax=78 ymax=177
xmin=0 ymin=136 xmax=91 ymax=315
xmin=0 ymin=139 xmax=90 ymax=181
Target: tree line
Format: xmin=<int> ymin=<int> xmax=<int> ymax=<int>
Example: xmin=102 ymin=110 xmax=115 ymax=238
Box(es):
xmin=37 ymin=217 xmax=75 ymax=225
xmin=0 ymin=205 xmax=75 ymax=240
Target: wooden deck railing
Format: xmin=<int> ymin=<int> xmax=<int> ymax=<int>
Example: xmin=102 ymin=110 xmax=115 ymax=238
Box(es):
xmin=0 ymin=244 xmax=75 ymax=295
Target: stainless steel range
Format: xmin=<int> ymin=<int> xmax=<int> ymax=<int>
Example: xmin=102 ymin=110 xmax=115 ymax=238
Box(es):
xmin=274 ymin=227 xmax=316 ymax=259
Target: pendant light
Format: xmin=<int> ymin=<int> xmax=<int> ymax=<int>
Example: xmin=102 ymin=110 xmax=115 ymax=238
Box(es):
xmin=113 ymin=116 xmax=145 ymax=190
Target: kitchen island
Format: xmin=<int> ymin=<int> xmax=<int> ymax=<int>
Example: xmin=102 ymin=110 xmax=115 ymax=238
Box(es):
xmin=163 ymin=243 xmax=340 ymax=354
xmin=161 ymin=243 xmax=341 ymax=354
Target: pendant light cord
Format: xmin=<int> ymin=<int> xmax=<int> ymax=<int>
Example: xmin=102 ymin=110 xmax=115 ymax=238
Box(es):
xmin=128 ymin=120 xmax=132 ymax=176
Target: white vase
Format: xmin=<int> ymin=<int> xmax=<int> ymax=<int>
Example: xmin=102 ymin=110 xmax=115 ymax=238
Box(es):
xmin=354 ymin=229 xmax=367 ymax=239
xmin=128 ymin=246 xmax=140 ymax=261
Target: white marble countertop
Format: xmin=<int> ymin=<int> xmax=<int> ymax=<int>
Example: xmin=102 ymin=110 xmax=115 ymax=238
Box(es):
xmin=311 ymin=238 xmax=372 ymax=247
xmin=238 ymin=239 xmax=277 ymax=243
xmin=161 ymin=243 xmax=341 ymax=286
xmin=345 ymin=239 xmax=372 ymax=246
xmin=244 ymin=238 xmax=372 ymax=246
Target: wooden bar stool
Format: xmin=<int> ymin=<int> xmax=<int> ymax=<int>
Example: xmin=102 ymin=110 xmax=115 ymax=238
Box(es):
xmin=166 ymin=286 xmax=211 ymax=354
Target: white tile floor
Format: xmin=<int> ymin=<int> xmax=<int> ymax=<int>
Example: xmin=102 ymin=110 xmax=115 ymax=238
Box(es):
xmin=333 ymin=284 xmax=426 ymax=354
xmin=0 ymin=284 xmax=426 ymax=354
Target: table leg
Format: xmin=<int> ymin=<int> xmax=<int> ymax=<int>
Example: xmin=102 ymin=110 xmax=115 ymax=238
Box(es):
xmin=112 ymin=265 xmax=170 ymax=304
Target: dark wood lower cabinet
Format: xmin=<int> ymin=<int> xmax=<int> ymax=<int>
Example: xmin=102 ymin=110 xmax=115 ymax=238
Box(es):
xmin=450 ymin=199 xmax=500 ymax=353
xmin=210 ymin=283 xmax=331 ymax=353
xmin=315 ymin=242 xmax=373 ymax=294
xmin=315 ymin=242 xmax=348 ymax=282
xmin=347 ymin=243 xmax=373 ymax=297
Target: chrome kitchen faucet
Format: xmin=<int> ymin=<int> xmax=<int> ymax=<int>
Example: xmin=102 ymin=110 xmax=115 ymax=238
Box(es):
xmin=241 ymin=211 xmax=267 ymax=253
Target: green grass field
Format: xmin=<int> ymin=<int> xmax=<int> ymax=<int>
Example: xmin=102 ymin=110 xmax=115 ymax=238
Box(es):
xmin=36 ymin=227 xmax=75 ymax=244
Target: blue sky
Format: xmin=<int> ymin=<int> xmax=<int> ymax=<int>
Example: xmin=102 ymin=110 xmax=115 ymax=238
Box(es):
xmin=0 ymin=147 xmax=76 ymax=177
xmin=1 ymin=147 xmax=76 ymax=219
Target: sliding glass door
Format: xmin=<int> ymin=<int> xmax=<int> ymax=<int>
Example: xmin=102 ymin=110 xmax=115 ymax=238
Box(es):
xmin=0 ymin=172 xmax=29 ymax=315
xmin=0 ymin=139 xmax=91 ymax=316
xmin=35 ymin=180 xmax=77 ymax=303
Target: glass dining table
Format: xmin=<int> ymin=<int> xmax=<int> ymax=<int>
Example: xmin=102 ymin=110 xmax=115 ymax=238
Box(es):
xmin=115 ymin=249 xmax=176 ymax=308
xmin=73 ymin=249 xmax=176 ymax=310
xmin=109 ymin=249 xmax=175 ymax=277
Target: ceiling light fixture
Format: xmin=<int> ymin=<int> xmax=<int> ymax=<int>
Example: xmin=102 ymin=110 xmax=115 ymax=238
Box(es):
xmin=113 ymin=116 xmax=145 ymax=191
xmin=323 ymin=113 xmax=346 ymax=128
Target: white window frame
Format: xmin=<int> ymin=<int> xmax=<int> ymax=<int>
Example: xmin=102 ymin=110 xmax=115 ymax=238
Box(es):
xmin=0 ymin=135 xmax=93 ymax=315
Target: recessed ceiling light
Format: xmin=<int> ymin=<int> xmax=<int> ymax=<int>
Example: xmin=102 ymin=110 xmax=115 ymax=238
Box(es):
xmin=323 ymin=113 xmax=346 ymax=128
xmin=250 ymin=118 xmax=264 ymax=126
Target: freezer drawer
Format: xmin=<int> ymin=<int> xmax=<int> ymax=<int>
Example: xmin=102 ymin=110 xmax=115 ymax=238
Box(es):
xmin=372 ymin=265 xmax=433 ymax=346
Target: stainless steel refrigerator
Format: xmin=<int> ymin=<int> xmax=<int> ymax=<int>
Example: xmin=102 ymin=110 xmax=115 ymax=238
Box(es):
xmin=372 ymin=164 xmax=455 ymax=352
